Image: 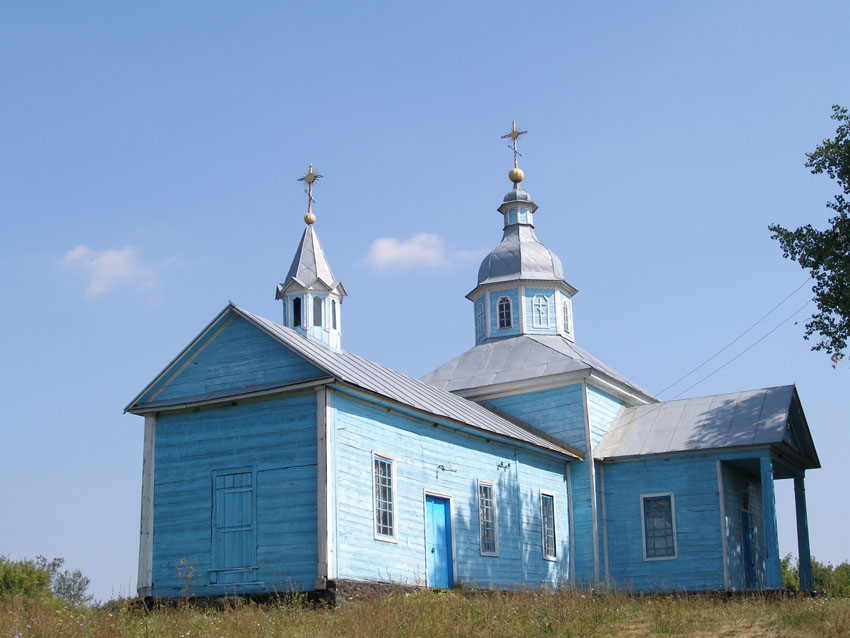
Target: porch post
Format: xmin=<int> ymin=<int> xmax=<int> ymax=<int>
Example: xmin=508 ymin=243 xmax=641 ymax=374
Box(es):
xmin=760 ymin=456 xmax=782 ymax=588
xmin=794 ymin=474 xmax=814 ymax=591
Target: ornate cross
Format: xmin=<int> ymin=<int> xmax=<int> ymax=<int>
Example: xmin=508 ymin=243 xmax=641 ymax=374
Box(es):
xmin=501 ymin=120 xmax=528 ymax=168
xmin=297 ymin=163 xmax=324 ymax=222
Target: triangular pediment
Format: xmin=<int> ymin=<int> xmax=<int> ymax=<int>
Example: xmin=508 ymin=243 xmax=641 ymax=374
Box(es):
xmin=127 ymin=306 xmax=328 ymax=412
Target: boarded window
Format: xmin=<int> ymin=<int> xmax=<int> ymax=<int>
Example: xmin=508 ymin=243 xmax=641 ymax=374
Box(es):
xmin=313 ymin=296 xmax=323 ymax=328
xmin=533 ymin=295 xmax=550 ymax=328
xmin=541 ymin=493 xmax=556 ymax=559
xmin=642 ymin=494 xmax=676 ymax=559
xmin=498 ymin=296 xmax=512 ymax=329
xmin=293 ymin=297 xmax=302 ymax=327
xmin=478 ymin=482 xmax=497 ymax=555
xmin=212 ymin=469 xmax=255 ymax=583
xmin=373 ymin=455 xmax=395 ymax=539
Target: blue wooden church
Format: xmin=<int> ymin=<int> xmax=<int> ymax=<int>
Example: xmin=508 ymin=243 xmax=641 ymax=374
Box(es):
xmin=126 ymin=129 xmax=819 ymax=599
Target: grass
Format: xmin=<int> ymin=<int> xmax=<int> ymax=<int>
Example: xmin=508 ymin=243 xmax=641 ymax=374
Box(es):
xmin=3 ymin=589 xmax=850 ymax=638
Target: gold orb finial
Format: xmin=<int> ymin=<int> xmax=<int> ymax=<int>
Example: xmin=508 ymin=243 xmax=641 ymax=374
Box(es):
xmin=304 ymin=211 xmax=316 ymax=224
xmin=509 ymin=167 xmax=525 ymax=184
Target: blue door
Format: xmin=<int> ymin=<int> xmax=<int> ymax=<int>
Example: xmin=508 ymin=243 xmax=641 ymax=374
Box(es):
xmin=426 ymin=495 xmax=453 ymax=588
xmin=742 ymin=510 xmax=756 ymax=589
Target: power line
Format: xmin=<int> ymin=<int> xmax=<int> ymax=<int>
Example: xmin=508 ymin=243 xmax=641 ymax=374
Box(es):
xmin=668 ymin=298 xmax=812 ymax=400
xmin=655 ymin=277 xmax=812 ymax=398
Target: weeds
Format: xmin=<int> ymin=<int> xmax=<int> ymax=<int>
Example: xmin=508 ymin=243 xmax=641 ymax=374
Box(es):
xmin=2 ymin=589 xmax=850 ymax=637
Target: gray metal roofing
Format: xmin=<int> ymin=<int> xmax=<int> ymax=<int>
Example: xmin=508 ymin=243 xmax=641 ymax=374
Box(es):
xmin=233 ymin=306 xmax=578 ymax=458
xmin=594 ymin=385 xmax=799 ymax=459
xmin=477 ymin=225 xmax=565 ymax=286
xmin=284 ymin=225 xmax=336 ymax=287
xmin=420 ymin=334 xmax=652 ymax=398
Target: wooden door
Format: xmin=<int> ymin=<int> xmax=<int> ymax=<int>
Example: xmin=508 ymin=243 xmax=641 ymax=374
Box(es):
xmin=426 ymin=495 xmax=453 ymax=588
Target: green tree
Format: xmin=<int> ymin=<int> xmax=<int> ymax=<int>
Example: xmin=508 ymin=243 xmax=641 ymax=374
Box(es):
xmin=770 ymin=105 xmax=850 ymax=366
xmin=0 ymin=556 xmax=51 ymax=599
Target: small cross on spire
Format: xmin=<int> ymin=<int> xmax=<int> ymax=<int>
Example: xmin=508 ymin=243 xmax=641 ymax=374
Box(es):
xmin=501 ymin=120 xmax=528 ymax=169
xmin=297 ymin=163 xmax=324 ymax=224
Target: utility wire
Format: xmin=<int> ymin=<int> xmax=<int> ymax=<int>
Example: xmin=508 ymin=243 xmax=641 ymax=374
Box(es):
xmin=655 ymin=277 xmax=812 ymax=398
xmin=668 ymin=298 xmax=812 ymax=400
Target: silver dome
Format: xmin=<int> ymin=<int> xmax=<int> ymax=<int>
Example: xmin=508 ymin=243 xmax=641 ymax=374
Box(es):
xmin=477 ymin=225 xmax=565 ymax=285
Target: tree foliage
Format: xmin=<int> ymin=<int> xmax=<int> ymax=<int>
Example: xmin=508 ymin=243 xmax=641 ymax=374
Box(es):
xmin=770 ymin=105 xmax=850 ymax=366
xmin=781 ymin=553 xmax=850 ymax=595
xmin=0 ymin=556 xmax=92 ymax=606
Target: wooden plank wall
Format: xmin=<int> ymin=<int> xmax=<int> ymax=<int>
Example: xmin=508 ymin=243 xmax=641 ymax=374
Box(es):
xmin=586 ymin=385 xmax=625 ymax=449
xmin=601 ymin=455 xmax=725 ymax=591
xmin=149 ymin=316 xmax=324 ymax=403
xmin=720 ymin=462 xmax=766 ymax=590
xmin=151 ymin=392 xmax=318 ymax=597
xmin=330 ymin=391 xmax=570 ymax=589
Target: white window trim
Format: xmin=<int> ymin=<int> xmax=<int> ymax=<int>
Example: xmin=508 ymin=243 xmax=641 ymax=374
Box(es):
xmin=477 ymin=479 xmax=499 ymax=557
xmin=540 ymin=490 xmax=557 ymax=561
xmin=532 ymin=294 xmax=550 ymax=328
xmin=313 ymin=294 xmax=325 ymax=331
xmin=640 ymin=492 xmax=678 ymax=561
xmin=372 ymin=452 xmax=398 ymax=543
xmin=475 ymin=301 xmax=485 ymax=340
xmin=497 ymin=295 xmax=513 ymax=330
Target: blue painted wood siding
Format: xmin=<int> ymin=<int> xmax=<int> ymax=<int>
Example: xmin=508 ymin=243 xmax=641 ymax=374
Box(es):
xmin=586 ymin=386 xmax=625 ymax=448
xmin=721 ymin=463 xmax=766 ymax=590
xmin=151 ymin=392 xmax=318 ymax=597
xmin=488 ymin=289 xmax=521 ymax=337
xmin=143 ymin=315 xmax=325 ymax=404
xmin=481 ymin=385 xmax=595 ymax=583
xmin=601 ymin=455 xmax=725 ymax=591
xmin=524 ymin=288 xmax=556 ymax=335
xmin=330 ymin=391 xmax=570 ymax=589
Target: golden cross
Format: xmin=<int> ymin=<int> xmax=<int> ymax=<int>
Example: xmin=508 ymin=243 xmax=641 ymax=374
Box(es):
xmin=297 ymin=163 xmax=324 ymax=216
xmin=501 ymin=120 xmax=528 ymax=168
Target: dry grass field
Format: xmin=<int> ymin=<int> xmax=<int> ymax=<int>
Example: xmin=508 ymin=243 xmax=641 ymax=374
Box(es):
xmin=3 ymin=589 xmax=850 ymax=638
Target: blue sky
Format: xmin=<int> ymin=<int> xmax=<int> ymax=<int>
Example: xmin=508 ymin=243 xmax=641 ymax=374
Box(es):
xmin=1 ymin=2 xmax=848 ymax=601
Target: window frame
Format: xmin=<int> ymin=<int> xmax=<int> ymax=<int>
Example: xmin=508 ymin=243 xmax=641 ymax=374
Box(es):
xmin=640 ymin=492 xmax=678 ymax=561
xmin=313 ymin=295 xmax=323 ymax=329
xmin=475 ymin=301 xmax=485 ymax=339
xmin=292 ymin=296 xmax=302 ymax=328
xmin=477 ymin=480 xmax=499 ymax=556
xmin=532 ymin=294 xmax=550 ymax=328
xmin=331 ymin=299 xmax=338 ymax=330
xmin=372 ymin=452 xmax=397 ymax=543
xmin=562 ymin=299 xmax=571 ymax=335
xmin=540 ymin=491 xmax=557 ymax=561
xmin=497 ymin=296 xmax=513 ymax=329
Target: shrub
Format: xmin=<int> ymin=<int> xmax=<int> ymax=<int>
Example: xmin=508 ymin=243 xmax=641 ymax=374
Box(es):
xmin=0 ymin=556 xmax=51 ymax=599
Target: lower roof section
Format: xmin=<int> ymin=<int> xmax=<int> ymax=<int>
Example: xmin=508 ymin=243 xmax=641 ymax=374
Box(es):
xmin=420 ymin=334 xmax=654 ymax=403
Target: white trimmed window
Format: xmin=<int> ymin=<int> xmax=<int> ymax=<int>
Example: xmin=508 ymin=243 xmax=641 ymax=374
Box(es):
xmin=331 ymin=299 xmax=338 ymax=330
xmin=498 ymin=296 xmax=512 ymax=329
xmin=541 ymin=492 xmax=556 ymax=560
xmin=562 ymin=300 xmax=571 ymax=335
xmin=292 ymin=297 xmax=302 ymax=328
xmin=641 ymin=493 xmax=677 ymax=560
xmin=475 ymin=302 xmax=485 ymax=338
xmin=533 ymin=295 xmax=550 ymax=328
xmin=478 ymin=481 xmax=497 ymax=555
xmin=373 ymin=454 xmax=396 ymax=540
xmin=313 ymin=296 xmax=323 ymax=328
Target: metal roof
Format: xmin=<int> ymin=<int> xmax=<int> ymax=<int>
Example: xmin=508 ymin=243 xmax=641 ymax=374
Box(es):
xmin=283 ymin=225 xmax=337 ymax=288
xmin=228 ymin=306 xmax=579 ymax=459
xmin=594 ymin=385 xmax=818 ymax=467
xmin=420 ymin=334 xmax=653 ymax=400
xmin=477 ymin=225 xmax=565 ymax=286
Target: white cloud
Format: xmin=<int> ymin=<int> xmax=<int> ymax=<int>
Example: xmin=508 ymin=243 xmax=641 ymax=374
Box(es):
xmin=364 ymin=233 xmax=487 ymax=272
xmin=62 ymin=244 xmax=159 ymax=299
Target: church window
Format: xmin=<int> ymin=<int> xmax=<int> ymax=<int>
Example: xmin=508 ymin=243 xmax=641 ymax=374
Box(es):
xmin=292 ymin=297 xmax=302 ymax=328
xmin=478 ymin=481 xmax=498 ymax=556
xmin=332 ymin=299 xmax=337 ymax=330
xmin=211 ymin=468 xmax=256 ymax=583
xmin=476 ymin=302 xmax=485 ymax=338
xmin=532 ymin=295 xmax=550 ymax=328
xmin=641 ymin=493 xmax=677 ymax=560
xmin=498 ymin=296 xmax=512 ymax=329
xmin=313 ymin=296 xmax=323 ymax=328
xmin=373 ymin=454 xmax=395 ymax=540
xmin=563 ymin=300 xmax=571 ymax=334
xmin=541 ymin=492 xmax=556 ymax=560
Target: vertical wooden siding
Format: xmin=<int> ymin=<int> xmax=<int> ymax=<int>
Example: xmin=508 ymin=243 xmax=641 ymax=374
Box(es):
xmin=330 ymin=392 xmax=570 ymax=589
xmin=721 ymin=463 xmax=766 ymax=590
xmin=151 ymin=392 xmax=318 ymax=597
xmin=148 ymin=315 xmax=325 ymax=403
